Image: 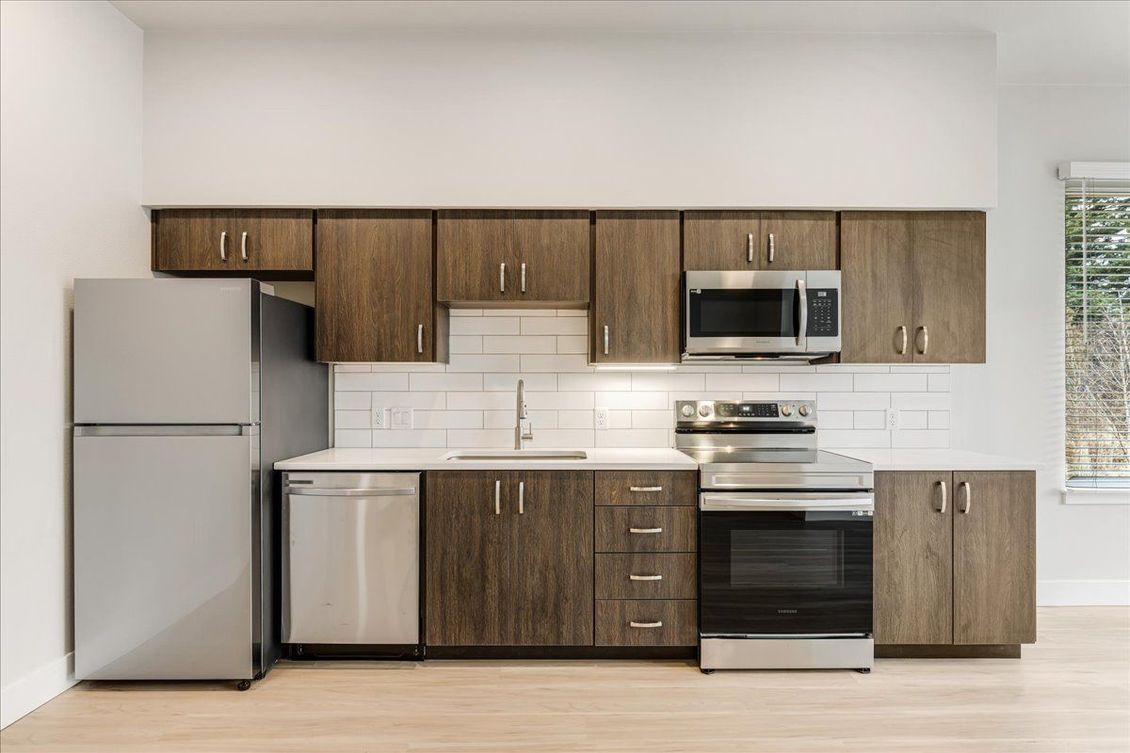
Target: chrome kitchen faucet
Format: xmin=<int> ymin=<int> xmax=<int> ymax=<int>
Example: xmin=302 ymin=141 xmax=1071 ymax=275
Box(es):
xmin=514 ymin=379 xmax=533 ymax=450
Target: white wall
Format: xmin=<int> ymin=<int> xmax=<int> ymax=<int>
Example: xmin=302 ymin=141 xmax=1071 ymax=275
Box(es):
xmin=0 ymin=0 xmax=148 ymax=728
xmin=334 ymin=310 xmax=951 ymax=451
xmin=141 ymin=30 xmax=997 ymax=209
xmin=951 ymin=85 xmax=1130 ymax=606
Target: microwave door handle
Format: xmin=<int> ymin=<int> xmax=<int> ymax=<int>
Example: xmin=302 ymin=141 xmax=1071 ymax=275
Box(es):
xmin=796 ymin=278 xmax=808 ymax=348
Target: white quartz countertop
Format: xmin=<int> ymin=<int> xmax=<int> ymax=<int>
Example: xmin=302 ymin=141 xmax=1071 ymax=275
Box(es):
xmin=828 ymin=449 xmax=1039 ymax=472
xmin=275 ymin=447 xmax=698 ymax=472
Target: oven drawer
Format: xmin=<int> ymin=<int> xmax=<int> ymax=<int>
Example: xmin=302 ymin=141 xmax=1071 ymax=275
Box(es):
xmin=596 ymin=599 xmax=697 ymax=646
xmin=595 ymin=471 xmax=697 ymax=506
xmin=595 ymin=554 xmax=697 ymax=599
xmin=596 ymin=507 xmax=697 ymax=553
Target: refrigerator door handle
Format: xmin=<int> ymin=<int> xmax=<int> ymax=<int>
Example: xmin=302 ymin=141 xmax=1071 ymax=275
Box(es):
xmin=74 ymin=424 xmax=258 ymax=437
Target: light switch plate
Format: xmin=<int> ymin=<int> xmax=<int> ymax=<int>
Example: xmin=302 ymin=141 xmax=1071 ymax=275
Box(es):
xmin=391 ymin=407 xmax=414 ymax=430
xmin=595 ymin=407 xmax=609 ymax=431
xmin=372 ymin=407 xmax=387 ymax=429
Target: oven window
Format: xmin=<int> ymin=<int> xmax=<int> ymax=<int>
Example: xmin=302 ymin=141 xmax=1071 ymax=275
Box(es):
xmin=690 ymin=289 xmax=797 ymax=337
xmin=730 ymin=529 xmax=844 ymax=589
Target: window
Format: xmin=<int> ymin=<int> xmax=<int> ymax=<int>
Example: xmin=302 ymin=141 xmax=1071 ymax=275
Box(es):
xmin=1064 ymin=174 xmax=1130 ymax=491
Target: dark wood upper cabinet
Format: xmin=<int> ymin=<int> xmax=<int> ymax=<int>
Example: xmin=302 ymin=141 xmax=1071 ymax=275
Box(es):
xmin=152 ymin=209 xmax=313 ymax=274
xmin=683 ymin=211 xmax=835 ymax=270
xmin=315 ymin=210 xmax=446 ymax=363
xmin=841 ymin=211 xmax=985 ymax=363
xmin=425 ymin=471 xmax=594 ymax=647
xmin=592 ymin=211 xmax=681 ymax=364
xmin=873 ymin=471 xmax=954 ymax=645
xmin=953 ymin=471 xmax=1036 ymax=645
xmin=436 ymin=210 xmax=588 ymax=304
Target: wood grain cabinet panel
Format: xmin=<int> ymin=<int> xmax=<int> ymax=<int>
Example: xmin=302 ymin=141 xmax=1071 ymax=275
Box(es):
xmin=595 ymin=554 xmax=697 ymax=600
xmin=910 ymin=212 xmax=986 ymax=363
xmin=592 ymin=211 xmax=681 ymax=364
xmin=511 ymin=212 xmax=590 ymax=303
xmin=153 ymin=209 xmax=313 ymax=274
xmin=595 ymin=600 xmax=697 ymax=646
xmin=758 ymin=211 xmax=837 ymax=270
xmin=683 ymin=211 xmax=761 ymax=270
xmin=595 ymin=471 xmax=697 ymax=506
xmin=873 ymin=471 xmax=954 ymax=645
xmin=232 ymin=209 xmax=313 ymax=271
xmin=840 ymin=212 xmax=916 ymax=363
xmin=315 ymin=210 xmax=446 ymax=363
xmin=953 ymin=471 xmax=1036 ymax=645
xmin=595 ymin=507 xmax=696 ymax=553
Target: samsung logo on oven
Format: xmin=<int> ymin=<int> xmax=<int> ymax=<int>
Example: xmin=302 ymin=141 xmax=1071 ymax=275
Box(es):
xmin=777 ymin=609 xmax=799 ymax=614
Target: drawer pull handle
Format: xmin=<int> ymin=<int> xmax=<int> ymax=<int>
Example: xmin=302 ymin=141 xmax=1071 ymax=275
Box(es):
xmin=629 ymin=527 xmax=663 ymax=534
xmin=629 ymin=486 xmax=663 ymax=492
xmin=629 ymin=574 xmax=663 ymax=581
xmin=630 ymin=621 xmax=663 ymax=629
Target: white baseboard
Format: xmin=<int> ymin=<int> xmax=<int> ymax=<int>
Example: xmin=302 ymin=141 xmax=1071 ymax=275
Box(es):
xmin=0 ymin=652 xmax=76 ymax=730
xmin=1038 ymin=579 xmax=1130 ymax=606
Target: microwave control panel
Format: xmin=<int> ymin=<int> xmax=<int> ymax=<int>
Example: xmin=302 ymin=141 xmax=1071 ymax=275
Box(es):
xmin=806 ymin=289 xmax=839 ymax=337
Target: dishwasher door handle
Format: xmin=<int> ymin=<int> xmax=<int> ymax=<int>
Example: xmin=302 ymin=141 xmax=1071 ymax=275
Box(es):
xmin=286 ymin=487 xmax=417 ymax=497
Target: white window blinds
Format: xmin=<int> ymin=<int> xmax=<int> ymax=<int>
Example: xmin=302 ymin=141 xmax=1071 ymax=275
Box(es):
xmin=1064 ymin=176 xmax=1130 ymax=489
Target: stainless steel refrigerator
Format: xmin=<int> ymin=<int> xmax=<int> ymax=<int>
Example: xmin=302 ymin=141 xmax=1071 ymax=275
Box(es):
xmin=73 ymin=278 xmax=328 ymax=682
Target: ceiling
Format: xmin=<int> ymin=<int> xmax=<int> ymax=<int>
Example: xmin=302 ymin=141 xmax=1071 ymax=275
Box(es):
xmin=111 ymin=0 xmax=1130 ymax=85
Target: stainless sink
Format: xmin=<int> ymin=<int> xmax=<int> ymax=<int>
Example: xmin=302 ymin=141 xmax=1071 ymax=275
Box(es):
xmin=443 ymin=450 xmax=588 ymax=461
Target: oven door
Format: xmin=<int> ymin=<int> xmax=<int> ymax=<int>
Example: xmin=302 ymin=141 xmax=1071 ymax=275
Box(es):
xmin=699 ymin=491 xmax=873 ymax=636
xmin=685 ymin=271 xmax=806 ymax=356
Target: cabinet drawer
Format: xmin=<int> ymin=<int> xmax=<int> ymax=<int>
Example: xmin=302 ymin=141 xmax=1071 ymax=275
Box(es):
xmin=594 ymin=554 xmax=696 ymax=599
xmin=595 ymin=507 xmax=696 ymax=553
xmin=596 ymin=599 xmax=697 ymax=646
xmin=595 ymin=471 xmax=697 ymax=506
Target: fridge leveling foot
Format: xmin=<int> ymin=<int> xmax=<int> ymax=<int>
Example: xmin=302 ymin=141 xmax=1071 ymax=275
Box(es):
xmin=237 ymin=680 xmax=252 ymax=691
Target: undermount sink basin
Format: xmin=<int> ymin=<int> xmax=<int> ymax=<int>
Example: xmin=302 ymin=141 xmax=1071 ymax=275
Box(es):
xmin=443 ymin=450 xmax=588 ymax=461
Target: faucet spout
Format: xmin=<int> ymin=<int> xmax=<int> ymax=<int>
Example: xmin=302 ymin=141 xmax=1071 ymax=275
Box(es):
xmin=514 ymin=379 xmax=533 ymax=450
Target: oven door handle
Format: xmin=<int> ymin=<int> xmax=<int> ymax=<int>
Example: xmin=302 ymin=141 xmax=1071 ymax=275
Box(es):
xmin=699 ymin=494 xmax=874 ymax=513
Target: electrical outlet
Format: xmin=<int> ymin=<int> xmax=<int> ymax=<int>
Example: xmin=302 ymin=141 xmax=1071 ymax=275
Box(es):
xmin=372 ymin=406 xmax=387 ymax=429
xmin=595 ymin=407 xmax=609 ymax=431
xmin=886 ymin=408 xmax=899 ymax=430
xmin=391 ymin=407 xmax=414 ymax=430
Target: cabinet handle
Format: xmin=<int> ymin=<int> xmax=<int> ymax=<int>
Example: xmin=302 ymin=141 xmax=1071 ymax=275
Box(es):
xmin=630 ymin=621 xmax=663 ymax=629
xmin=494 ymin=479 xmax=501 ymax=515
xmin=917 ymin=325 xmax=929 ymax=356
xmin=936 ymin=480 xmax=947 ymax=514
xmin=629 ymin=486 xmax=663 ymax=493
xmin=959 ymin=481 xmax=972 ymax=514
xmin=240 ymin=231 xmax=248 ymax=261
xmin=518 ymin=480 xmax=525 ymax=515
xmin=768 ymin=232 xmax=776 ymax=263
xmin=520 ymin=263 xmax=527 ymax=293
xmin=220 ymin=231 xmax=228 ymax=261
xmin=499 ymin=262 xmax=506 ymax=293
xmin=747 ymin=233 xmax=754 ymax=263
xmin=629 ymin=527 xmax=663 ymax=534
xmin=603 ymin=325 xmax=609 ymax=355
xmin=629 ymin=574 xmax=663 ymax=581
xmin=417 ymin=324 xmax=424 ymax=354
xmin=897 ymin=325 xmax=908 ymax=355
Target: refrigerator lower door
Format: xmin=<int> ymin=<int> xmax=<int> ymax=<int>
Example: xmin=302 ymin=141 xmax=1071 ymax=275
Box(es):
xmin=74 ymin=431 xmax=254 ymax=680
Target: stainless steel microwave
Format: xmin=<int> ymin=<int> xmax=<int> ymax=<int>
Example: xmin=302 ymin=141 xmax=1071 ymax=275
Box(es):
xmin=683 ymin=270 xmax=842 ymax=361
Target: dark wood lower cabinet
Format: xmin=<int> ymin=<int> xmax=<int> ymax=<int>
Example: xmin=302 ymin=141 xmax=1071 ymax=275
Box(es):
xmin=595 ymin=600 xmax=697 ymax=647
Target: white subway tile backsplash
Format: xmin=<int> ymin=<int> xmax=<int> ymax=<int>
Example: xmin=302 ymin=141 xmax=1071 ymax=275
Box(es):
xmin=335 ymin=372 xmax=410 ymax=391
xmin=449 ymin=317 xmax=520 ymax=335
xmin=334 ymin=309 xmax=951 ymax=450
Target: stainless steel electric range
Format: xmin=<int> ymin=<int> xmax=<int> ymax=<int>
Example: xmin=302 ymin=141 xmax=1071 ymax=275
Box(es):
xmin=674 ymin=399 xmax=875 ymax=673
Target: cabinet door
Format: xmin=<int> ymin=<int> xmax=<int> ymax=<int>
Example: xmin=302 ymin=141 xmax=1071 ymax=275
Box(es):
xmin=436 ymin=211 xmax=516 ymax=302
xmin=316 ymin=210 xmax=440 ymax=363
xmin=592 ymin=211 xmax=681 ymax=363
xmin=839 ymin=212 xmax=916 ymax=363
xmin=425 ymin=472 xmax=510 ymax=646
xmin=152 ymin=209 xmax=238 ymax=272
xmin=508 ymin=472 xmax=594 ymax=645
xmin=873 ymin=471 xmax=953 ymax=645
xmin=230 ymin=210 xmax=313 ymax=272
xmin=759 ymin=211 xmax=837 ymax=270
xmin=910 ymin=212 xmax=986 ymax=363
xmin=953 ymin=471 xmax=1036 ymax=645
xmin=683 ymin=211 xmax=760 ymax=270
xmin=513 ymin=211 xmax=590 ymax=304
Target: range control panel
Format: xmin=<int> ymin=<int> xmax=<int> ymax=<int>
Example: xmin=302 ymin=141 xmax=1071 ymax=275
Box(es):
xmin=806 ymin=289 xmax=839 ymax=338
xmin=676 ymin=400 xmax=817 ymax=424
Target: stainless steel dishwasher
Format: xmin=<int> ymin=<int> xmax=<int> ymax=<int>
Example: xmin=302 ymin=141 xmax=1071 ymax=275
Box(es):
xmin=282 ymin=472 xmax=420 ymax=648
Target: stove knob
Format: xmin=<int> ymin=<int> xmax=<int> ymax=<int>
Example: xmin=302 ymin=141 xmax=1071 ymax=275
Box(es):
xmin=780 ymin=404 xmax=794 ymax=417
xmin=698 ymin=404 xmax=712 ymax=418
xmin=680 ymin=404 xmax=696 ymax=418
xmin=798 ymin=405 xmax=811 ymax=417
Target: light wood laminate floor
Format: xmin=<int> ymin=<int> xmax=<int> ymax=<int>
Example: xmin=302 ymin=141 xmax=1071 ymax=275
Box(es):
xmin=2 ymin=607 xmax=1127 ymax=753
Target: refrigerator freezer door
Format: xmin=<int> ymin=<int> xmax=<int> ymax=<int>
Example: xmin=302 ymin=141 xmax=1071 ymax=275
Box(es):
xmin=74 ymin=278 xmax=254 ymax=424
xmin=74 ymin=432 xmax=254 ymax=680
